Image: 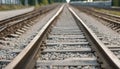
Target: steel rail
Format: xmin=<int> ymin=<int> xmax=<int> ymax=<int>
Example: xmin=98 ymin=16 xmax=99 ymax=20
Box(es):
xmin=4 ymin=4 xmax=64 ymax=69
xmin=68 ymin=7 xmax=120 ymax=69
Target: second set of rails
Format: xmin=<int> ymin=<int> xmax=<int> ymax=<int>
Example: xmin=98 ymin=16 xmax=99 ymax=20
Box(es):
xmin=0 ymin=4 xmax=59 ymax=37
xmin=73 ymin=5 xmax=120 ymax=33
xmin=0 ymin=4 xmax=120 ymax=69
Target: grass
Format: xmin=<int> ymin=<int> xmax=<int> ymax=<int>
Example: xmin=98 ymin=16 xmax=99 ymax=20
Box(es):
xmin=0 ymin=5 xmax=28 ymax=11
xmin=94 ymin=8 xmax=120 ymax=16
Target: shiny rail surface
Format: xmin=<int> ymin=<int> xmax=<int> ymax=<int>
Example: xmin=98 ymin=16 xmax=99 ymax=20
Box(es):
xmin=4 ymin=4 xmax=120 ymax=69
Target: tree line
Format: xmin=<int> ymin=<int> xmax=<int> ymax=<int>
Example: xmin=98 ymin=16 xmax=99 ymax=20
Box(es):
xmin=20 ymin=0 xmax=66 ymax=6
xmin=112 ymin=0 xmax=120 ymax=6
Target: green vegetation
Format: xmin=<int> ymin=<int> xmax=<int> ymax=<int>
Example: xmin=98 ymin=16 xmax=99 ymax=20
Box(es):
xmin=19 ymin=0 xmax=66 ymax=9
xmin=48 ymin=0 xmax=54 ymax=4
xmin=39 ymin=0 xmax=49 ymax=5
xmin=20 ymin=0 xmax=66 ymax=6
xmin=0 ymin=0 xmax=66 ymax=10
xmin=112 ymin=0 xmax=120 ymax=6
xmin=0 ymin=5 xmax=27 ymax=11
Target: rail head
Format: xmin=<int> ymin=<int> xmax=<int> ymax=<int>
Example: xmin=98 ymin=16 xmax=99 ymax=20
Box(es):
xmin=5 ymin=4 xmax=65 ymax=69
xmin=68 ymin=7 xmax=120 ymax=69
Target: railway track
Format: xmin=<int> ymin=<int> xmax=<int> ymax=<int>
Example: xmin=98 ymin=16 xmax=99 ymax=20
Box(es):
xmin=70 ymin=4 xmax=120 ymax=62
xmin=35 ymin=6 xmax=101 ymax=69
xmin=2 ymin=4 xmax=120 ymax=69
xmin=73 ymin=6 xmax=120 ymax=33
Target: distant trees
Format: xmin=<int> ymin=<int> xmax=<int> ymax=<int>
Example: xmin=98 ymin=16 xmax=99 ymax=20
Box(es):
xmin=40 ymin=0 xmax=49 ymax=5
xmin=20 ymin=0 xmax=66 ymax=6
xmin=53 ymin=0 xmax=66 ymax=2
xmin=48 ymin=0 xmax=54 ymax=4
xmin=112 ymin=0 xmax=120 ymax=6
